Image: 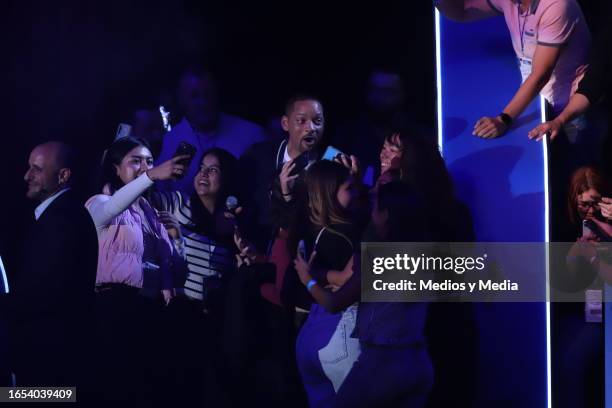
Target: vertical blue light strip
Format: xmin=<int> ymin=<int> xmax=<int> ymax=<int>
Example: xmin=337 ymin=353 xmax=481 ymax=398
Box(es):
xmin=435 ymin=5 xmax=551 ymax=405
xmin=434 ymin=9 xmax=443 ymax=154
xmin=0 ymin=256 xmax=8 ymax=294
xmin=540 ymin=95 xmax=552 ymax=408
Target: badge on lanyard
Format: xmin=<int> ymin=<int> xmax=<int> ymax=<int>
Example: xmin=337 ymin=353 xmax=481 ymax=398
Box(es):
xmin=585 ymin=289 xmax=603 ymax=323
xmin=517 ymin=3 xmax=532 ymax=83
xmin=518 ymin=57 xmax=533 ymax=83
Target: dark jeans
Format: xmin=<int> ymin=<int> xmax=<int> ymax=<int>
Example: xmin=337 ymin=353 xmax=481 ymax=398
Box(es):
xmin=163 ymin=295 xmax=228 ymax=407
xmin=223 ymin=264 xmax=307 ymax=408
xmin=552 ymin=306 xmax=604 ymax=408
xmin=333 ymin=343 xmax=433 ymax=408
xmin=93 ymin=285 xmax=164 ymax=405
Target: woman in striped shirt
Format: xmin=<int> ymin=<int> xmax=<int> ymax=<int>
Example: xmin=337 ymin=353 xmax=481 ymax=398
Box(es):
xmin=150 ymin=147 xmax=240 ymax=406
xmin=152 ymin=147 xmax=238 ymax=310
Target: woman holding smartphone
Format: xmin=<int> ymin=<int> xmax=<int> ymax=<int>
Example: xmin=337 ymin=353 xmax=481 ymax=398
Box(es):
xmin=86 ymin=137 xmax=188 ymax=403
xmin=556 ymin=166 xmax=611 ymax=407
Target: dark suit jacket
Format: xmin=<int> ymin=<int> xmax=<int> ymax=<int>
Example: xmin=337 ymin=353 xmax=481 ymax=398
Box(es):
xmin=9 ymin=189 xmax=98 ymax=386
xmin=238 ymin=139 xmax=286 ymax=253
xmin=239 ymin=138 xmax=315 ymax=254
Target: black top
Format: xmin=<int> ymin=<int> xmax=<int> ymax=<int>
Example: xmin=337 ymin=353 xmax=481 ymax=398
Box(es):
xmin=308 ymin=223 xmax=358 ymax=269
xmin=576 ymin=26 xmax=611 ymax=107
xmin=281 ymin=222 xmax=358 ymax=311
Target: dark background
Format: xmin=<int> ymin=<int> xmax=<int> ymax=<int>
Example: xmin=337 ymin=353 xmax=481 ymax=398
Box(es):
xmin=0 ymin=0 xmax=607 ymax=268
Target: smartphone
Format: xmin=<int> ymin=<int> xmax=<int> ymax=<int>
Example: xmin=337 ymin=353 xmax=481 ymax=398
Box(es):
xmin=322 ymin=145 xmax=344 ymax=162
xmin=115 ymin=123 xmax=132 ymax=140
xmin=583 ymin=219 xmax=611 ymax=242
xmin=289 ymin=152 xmax=310 ymax=176
xmin=582 ymin=219 xmax=595 ymax=237
xmin=322 ymin=145 xmax=352 ymax=168
xmin=173 ymin=141 xmax=197 ymax=173
xmin=298 ymin=240 xmax=307 ymax=260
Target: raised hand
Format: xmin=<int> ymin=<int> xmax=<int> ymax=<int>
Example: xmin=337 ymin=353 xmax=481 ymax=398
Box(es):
xmin=146 ymin=155 xmax=191 ymax=181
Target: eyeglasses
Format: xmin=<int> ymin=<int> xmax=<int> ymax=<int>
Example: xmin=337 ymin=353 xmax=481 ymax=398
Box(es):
xmin=577 ymin=200 xmax=600 ymax=210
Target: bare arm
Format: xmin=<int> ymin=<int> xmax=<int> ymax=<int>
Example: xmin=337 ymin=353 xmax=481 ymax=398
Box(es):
xmin=295 ymin=252 xmax=360 ymax=314
xmin=528 ymin=93 xmax=590 ymax=141
xmin=435 ymin=0 xmax=499 ymax=22
xmin=474 ymin=45 xmax=561 ymax=138
xmin=504 ymin=45 xmax=561 ymax=118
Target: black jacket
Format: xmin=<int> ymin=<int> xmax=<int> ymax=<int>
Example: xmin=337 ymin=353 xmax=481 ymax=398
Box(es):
xmin=239 ymin=139 xmax=312 ymax=253
xmin=7 ymin=189 xmax=98 ymax=386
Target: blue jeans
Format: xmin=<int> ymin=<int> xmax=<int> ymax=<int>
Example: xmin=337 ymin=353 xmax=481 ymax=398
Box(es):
xmin=296 ymin=304 xmax=361 ymax=408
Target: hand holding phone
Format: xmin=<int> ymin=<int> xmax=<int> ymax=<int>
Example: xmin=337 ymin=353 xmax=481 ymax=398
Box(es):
xmin=322 ymin=145 xmax=355 ymax=172
xmin=298 ymin=240 xmax=307 ymax=260
xmin=172 ymin=141 xmax=197 ymax=177
xmin=288 ymin=152 xmax=310 ymax=177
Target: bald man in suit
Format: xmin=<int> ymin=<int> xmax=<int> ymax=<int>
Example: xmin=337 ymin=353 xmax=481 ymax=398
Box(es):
xmin=8 ymin=141 xmax=98 ymax=390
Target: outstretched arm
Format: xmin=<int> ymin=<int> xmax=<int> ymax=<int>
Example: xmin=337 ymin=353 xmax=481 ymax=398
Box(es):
xmin=473 ymin=44 xmax=561 ymax=138
xmin=435 ymin=0 xmax=499 ymax=23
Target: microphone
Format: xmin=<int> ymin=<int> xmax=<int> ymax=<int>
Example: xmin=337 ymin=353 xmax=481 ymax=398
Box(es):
xmin=225 ymin=195 xmax=239 ymax=214
xmin=225 ymin=195 xmax=241 ymax=230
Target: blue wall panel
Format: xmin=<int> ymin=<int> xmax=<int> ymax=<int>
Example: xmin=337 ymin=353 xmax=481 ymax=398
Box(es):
xmin=438 ymin=14 xmax=548 ymax=407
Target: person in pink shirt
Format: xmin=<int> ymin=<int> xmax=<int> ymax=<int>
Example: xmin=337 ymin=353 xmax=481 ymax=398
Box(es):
xmin=86 ymin=137 xmax=189 ymax=404
xmin=436 ymin=0 xmax=591 ymax=138
xmin=87 ymin=138 xmax=188 ymax=300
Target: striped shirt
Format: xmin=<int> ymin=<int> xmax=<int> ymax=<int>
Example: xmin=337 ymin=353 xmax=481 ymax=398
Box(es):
xmin=152 ymin=191 xmax=235 ymax=301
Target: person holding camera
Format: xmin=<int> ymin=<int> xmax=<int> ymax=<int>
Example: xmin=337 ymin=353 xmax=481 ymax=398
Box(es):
xmin=554 ymin=165 xmax=610 ymax=407
xmin=86 ymin=137 xmax=188 ymax=403
xmin=239 ymin=94 xmax=326 ymax=254
xmin=148 ymin=146 xmax=240 ymax=406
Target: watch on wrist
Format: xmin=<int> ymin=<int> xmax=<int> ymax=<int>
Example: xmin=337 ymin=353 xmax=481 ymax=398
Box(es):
xmin=499 ymin=112 xmax=513 ymax=127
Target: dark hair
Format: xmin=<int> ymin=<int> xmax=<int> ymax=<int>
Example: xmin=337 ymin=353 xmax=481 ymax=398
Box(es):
xmin=284 ymin=94 xmax=323 ymax=116
xmin=383 ymin=128 xmax=458 ymax=240
xmin=377 ymin=181 xmax=428 ymax=242
xmin=567 ymin=166 xmax=611 ymax=226
xmin=189 ymin=148 xmax=238 ymax=231
xmin=305 ymin=160 xmax=352 ymax=227
xmin=101 ymin=137 xmax=152 ymax=193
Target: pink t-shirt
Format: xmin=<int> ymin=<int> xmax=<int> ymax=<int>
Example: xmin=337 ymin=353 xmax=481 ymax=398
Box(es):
xmin=488 ymin=0 xmax=591 ymax=112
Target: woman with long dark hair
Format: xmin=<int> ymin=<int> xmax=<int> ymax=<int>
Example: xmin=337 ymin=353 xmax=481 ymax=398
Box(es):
xmin=375 ymin=128 xmax=471 ymax=241
xmin=149 ymin=147 xmax=239 ymax=406
xmin=86 ymin=137 xmax=188 ymax=403
xmin=151 ymin=147 xmax=238 ymax=308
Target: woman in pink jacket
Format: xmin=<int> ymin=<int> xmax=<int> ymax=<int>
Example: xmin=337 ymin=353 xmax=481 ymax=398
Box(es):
xmin=86 ymin=137 xmax=188 ymax=403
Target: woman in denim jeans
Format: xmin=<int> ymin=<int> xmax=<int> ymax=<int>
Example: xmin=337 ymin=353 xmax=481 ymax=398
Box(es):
xmin=296 ymin=181 xmax=434 ymax=408
xmin=294 ymin=160 xmax=363 ymax=408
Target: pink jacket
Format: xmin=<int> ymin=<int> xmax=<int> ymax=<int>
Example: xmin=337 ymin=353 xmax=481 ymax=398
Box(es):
xmin=86 ymin=174 xmax=174 ymax=289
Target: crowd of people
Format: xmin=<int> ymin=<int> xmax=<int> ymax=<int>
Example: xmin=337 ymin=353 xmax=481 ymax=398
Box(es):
xmin=1 ymin=0 xmax=611 ymax=407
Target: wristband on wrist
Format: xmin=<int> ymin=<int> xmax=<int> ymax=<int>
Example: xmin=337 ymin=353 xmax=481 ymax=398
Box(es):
xmin=499 ymin=112 xmax=513 ymax=127
xmin=306 ymin=279 xmax=317 ymax=291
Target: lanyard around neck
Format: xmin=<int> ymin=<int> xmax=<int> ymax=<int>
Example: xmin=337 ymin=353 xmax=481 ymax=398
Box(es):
xmin=517 ymin=3 xmax=530 ymax=57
